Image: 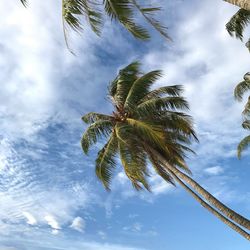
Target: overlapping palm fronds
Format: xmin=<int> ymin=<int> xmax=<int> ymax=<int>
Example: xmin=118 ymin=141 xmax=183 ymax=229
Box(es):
xmin=82 ymin=61 xmax=197 ymax=190
xmin=226 ymin=8 xmax=250 ymax=50
xmin=234 ymin=72 xmax=250 ymax=158
xmin=20 ymin=0 xmax=170 ymax=50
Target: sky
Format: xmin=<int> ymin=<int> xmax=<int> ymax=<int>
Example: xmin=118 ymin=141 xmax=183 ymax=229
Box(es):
xmin=0 ymin=0 xmax=250 ymax=249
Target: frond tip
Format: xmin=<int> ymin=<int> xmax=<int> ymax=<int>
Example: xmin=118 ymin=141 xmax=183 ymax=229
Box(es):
xmin=226 ymin=9 xmax=250 ymax=40
xmin=234 ymin=74 xmax=250 ymax=101
xmin=237 ymin=135 xmax=250 ymax=159
xmin=20 ymin=0 xmax=27 ymax=7
xmin=131 ymin=0 xmax=171 ymax=40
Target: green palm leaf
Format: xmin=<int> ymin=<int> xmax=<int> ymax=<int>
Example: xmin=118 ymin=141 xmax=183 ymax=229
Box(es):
xmin=237 ymin=135 xmax=250 ymax=158
xmin=242 ymin=120 xmax=250 ymax=129
xmin=109 ymin=61 xmax=141 ymax=99
xmin=118 ymin=138 xmax=150 ymax=190
xmin=124 ymin=70 xmax=162 ymax=110
xmin=62 ymin=0 xmax=102 ymax=33
xmin=140 ymin=85 xmax=183 ymax=103
xmin=82 ymin=112 xmax=113 ymax=124
xmin=126 ymin=118 xmax=166 ymax=149
xmin=103 ymin=0 xmax=149 ymax=40
xmin=81 ymin=120 xmax=113 ymax=153
xmin=96 ymin=134 xmax=118 ymax=190
xmin=226 ymin=9 xmax=250 ymax=40
xmin=148 ymin=152 xmax=175 ymax=186
xmin=158 ymin=112 xmax=198 ymax=140
xmin=234 ymin=80 xmax=250 ymax=101
xmin=136 ymin=96 xmax=189 ymax=117
xmin=131 ymin=0 xmax=171 ymax=40
xmin=110 ymin=62 xmax=141 ymax=107
xmin=242 ymin=96 xmax=250 ymax=116
xmin=20 ymin=0 xmax=27 ymax=7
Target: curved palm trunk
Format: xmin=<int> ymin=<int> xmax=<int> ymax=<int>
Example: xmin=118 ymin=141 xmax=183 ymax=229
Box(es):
xmin=150 ymin=147 xmax=250 ymax=231
xmin=169 ymin=169 xmax=250 ymax=240
xmin=224 ymin=0 xmax=250 ymax=10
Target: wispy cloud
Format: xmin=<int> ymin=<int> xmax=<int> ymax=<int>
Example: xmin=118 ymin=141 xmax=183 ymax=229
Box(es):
xmin=204 ymin=166 xmax=224 ymax=175
xmin=45 ymin=215 xmax=61 ymax=231
xmin=70 ymin=217 xmax=85 ymax=233
xmin=22 ymin=212 xmax=37 ymax=225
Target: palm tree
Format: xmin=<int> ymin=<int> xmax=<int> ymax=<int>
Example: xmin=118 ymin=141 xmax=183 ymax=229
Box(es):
xmin=20 ymin=0 xmax=170 ymax=48
xmin=81 ymin=62 xmax=250 ymax=240
xmin=234 ymin=72 xmax=250 ymax=158
xmin=224 ymin=0 xmax=250 ymax=10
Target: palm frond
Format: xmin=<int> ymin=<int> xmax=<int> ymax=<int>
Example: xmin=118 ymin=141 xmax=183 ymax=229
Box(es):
xmin=135 ymin=110 xmax=197 ymax=142
xmin=81 ymin=120 xmax=113 ymax=154
xmin=226 ymin=9 xmax=250 ymax=40
xmin=126 ymin=118 xmax=166 ymax=148
xmin=162 ymin=112 xmax=198 ymax=141
xmin=20 ymin=0 xmax=27 ymax=7
xmin=246 ymin=38 xmax=250 ymax=51
xmin=62 ymin=0 xmax=102 ymax=34
xmin=140 ymin=85 xmax=183 ymax=103
xmin=237 ymin=135 xmax=250 ymax=158
xmin=144 ymin=141 xmax=192 ymax=175
xmin=82 ymin=112 xmax=113 ymax=124
xmin=110 ymin=62 xmax=141 ymax=107
xmin=118 ymin=138 xmax=150 ymax=191
xmin=103 ymin=0 xmax=149 ymax=40
xmin=148 ymin=152 xmax=175 ymax=186
xmin=131 ymin=0 xmax=171 ymax=40
xmin=95 ymin=134 xmax=118 ymax=190
xmin=136 ymin=96 xmax=189 ymax=116
xmin=104 ymin=0 xmax=133 ymax=20
xmin=234 ymin=79 xmax=250 ymax=101
xmin=121 ymin=20 xmax=150 ymax=40
xmin=242 ymin=120 xmax=250 ymax=129
xmin=109 ymin=61 xmax=140 ymax=99
xmin=62 ymin=0 xmax=102 ymax=53
xmin=242 ymin=96 xmax=250 ymax=115
xmin=124 ymin=70 xmax=162 ymax=110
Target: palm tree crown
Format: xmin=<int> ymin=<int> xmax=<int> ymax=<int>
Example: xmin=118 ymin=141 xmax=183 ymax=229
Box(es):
xmin=81 ymin=62 xmax=197 ymax=190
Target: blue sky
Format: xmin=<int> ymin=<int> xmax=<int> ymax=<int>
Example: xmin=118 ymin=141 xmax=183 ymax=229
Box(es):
xmin=0 ymin=0 xmax=250 ymax=249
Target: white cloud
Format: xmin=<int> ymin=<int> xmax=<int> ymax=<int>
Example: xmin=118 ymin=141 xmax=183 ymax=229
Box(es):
xmin=44 ymin=215 xmax=61 ymax=230
xmin=22 ymin=212 xmax=37 ymax=225
xmin=70 ymin=217 xmax=85 ymax=233
xmin=204 ymin=166 xmax=224 ymax=175
xmin=0 ymin=1 xmax=60 ymax=140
